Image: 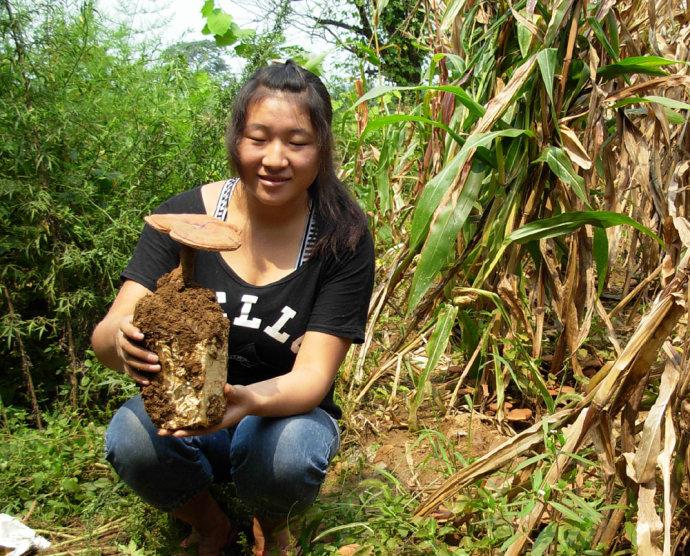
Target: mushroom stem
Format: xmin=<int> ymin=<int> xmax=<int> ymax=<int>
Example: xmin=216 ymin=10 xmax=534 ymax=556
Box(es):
xmin=180 ymin=245 xmax=196 ymax=286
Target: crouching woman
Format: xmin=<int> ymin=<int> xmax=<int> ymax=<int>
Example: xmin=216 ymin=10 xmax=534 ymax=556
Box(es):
xmin=91 ymin=61 xmax=374 ymax=555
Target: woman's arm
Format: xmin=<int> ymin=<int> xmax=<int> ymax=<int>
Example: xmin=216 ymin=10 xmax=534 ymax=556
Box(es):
xmin=245 ymin=330 xmax=351 ymax=415
xmin=91 ymin=280 xmax=161 ymax=384
xmin=164 ymin=330 xmax=351 ymax=437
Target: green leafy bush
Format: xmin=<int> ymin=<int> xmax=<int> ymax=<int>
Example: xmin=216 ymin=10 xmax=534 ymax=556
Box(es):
xmin=0 ymin=0 xmax=231 ymax=407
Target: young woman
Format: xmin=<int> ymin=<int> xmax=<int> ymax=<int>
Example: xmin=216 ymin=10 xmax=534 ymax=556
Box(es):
xmin=91 ymin=61 xmax=374 ymax=555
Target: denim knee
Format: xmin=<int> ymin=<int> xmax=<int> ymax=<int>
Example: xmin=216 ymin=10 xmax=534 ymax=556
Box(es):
xmin=230 ymin=409 xmax=339 ymax=517
xmin=104 ymin=396 xmax=216 ymax=511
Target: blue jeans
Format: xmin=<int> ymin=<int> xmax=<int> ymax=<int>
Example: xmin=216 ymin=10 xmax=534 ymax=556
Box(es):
xmin=105 ymin=396 xmax=340 ymax=516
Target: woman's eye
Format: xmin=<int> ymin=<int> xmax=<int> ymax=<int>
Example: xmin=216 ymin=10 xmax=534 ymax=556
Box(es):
xmin=290 ymin=141 xmax=309 ymax=147
xmin=247 ymin=137 xmax=265 ymax=143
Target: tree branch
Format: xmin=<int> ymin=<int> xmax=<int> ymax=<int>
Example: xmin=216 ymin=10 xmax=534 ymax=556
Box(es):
xmin=315 ymin=17 xmax=367 ymax=37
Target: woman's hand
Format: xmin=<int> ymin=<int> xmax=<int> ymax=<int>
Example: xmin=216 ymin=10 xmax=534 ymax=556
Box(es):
xmin=158 ymin=383 xmax=256 ymax=438
xmin=114 ymin=315 xmax=160 ymax=385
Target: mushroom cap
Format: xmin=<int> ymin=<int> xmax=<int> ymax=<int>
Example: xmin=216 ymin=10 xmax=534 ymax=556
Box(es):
xmin=145 ymin=214 xmax=241 ymax=251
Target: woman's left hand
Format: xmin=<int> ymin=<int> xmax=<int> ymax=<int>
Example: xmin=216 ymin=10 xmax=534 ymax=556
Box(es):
xmin=157 ymin=383 xmax=255 ymax=438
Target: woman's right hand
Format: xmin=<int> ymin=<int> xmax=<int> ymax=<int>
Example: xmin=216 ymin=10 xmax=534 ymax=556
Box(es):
xmin=115 ymin=315 xmax=160 ymax=385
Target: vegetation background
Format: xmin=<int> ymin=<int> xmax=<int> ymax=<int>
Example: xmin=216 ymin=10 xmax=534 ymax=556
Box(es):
xmin=1 ymin=0 xmax=690 ymax=553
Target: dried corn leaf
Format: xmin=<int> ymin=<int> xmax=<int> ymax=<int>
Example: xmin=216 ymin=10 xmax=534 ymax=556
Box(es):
xmin=497 ymin=275 xmax=533 ymax=339
xmin=673 ymin=216 xmax=690 ymax=248
xmin=660 ymin=404 xmax=676 ymax=556
xmin=637 ymin=481 xmax=664 ymax=556
xmin=414 ymin=408 xmax=577 ymax=516
xmin=623 ymin=355 xmax=678 ymax=484
xmin=505 ymin=408 xmax=589 ymax=556
xmin=559 ymin=124 xmax=592 ymax=170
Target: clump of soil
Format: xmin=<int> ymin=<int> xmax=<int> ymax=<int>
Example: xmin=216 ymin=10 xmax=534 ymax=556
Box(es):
xmin=134 ymin=268 xmax=229 ymax=430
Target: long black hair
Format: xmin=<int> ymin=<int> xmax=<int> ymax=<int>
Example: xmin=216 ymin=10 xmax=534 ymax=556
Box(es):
xmin=225 ymin=60 xmax=369 ymax=256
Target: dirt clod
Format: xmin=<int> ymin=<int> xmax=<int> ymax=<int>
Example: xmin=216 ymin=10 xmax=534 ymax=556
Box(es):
xmin=134 ymin=269 xmax=229 ymax=430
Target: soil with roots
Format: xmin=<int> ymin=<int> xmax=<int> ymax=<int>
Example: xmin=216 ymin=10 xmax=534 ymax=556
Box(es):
xmin=133 ymin=269 xmax=228 ymax=428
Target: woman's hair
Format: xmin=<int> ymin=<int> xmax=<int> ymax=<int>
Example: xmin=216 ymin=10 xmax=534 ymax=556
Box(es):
xmin=225 ymin=60 xmax=369 ymax=256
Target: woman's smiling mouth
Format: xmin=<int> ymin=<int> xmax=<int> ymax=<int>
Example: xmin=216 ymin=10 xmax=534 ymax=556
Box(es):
xmin=259 ymin=175 xmax=291 ymax=185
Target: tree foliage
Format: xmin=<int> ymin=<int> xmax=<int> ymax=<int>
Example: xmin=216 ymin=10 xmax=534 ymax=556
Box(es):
xmin=314 ymin=0 xmax=428 ymax=84
xmin=0 ymin=0 xmax=228 ymax=409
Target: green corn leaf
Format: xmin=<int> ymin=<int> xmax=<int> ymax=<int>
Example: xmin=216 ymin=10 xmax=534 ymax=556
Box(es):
xmin=613 ymin=95 xmax=690 ymax=111
xmin=441 ymin=0 xmax=469 ymax=31
xmin=409 ymin=151 xmax=463 ymax=250
xmin=536 ymin=146 xmax=589 ymax=206
xmin=410 ymin=128 xmax=530 ymax=250
xmin=597 ymin=55 xmax=678 ymax=79
xmin=592 ymin=226 xmax=609 ymax=296
xmin=611 ymin=98 xmax=688 ymax=124
xmin=543 ymin=0 xmax=576 ymax=47
xmin=588 ymin=17 xmax=618 ymax=61
xmin=408 ymin=161 xmax=487 ymax=311
xmin=662 ymin=107 xmax=687 ymax=124
xmin=605 ymin=10 xmax=620 ymax=56
xmin=536 ymin=48 xmax=558 ymax=104
xmin=360 ymin=114 xmax=464 ymax=146
xmin=353 ymin=84 xmax=485 ymax=121
xmin=507 ymin=210 xmax=662 ymax=245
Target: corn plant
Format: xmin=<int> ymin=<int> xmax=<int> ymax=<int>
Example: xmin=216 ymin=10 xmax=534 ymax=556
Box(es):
xmin=348 ymin=0 xmax=690 ymax=550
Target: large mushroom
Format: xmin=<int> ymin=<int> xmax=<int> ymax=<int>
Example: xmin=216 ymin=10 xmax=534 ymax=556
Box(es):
xmin=133 ymin=214 xmax=241 ymax=430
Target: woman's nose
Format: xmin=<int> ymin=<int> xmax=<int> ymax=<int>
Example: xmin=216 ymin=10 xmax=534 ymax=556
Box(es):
xmin=262 ymin=140 xmax=288 ymax=168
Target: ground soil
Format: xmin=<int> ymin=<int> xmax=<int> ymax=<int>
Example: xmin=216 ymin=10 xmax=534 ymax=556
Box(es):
xmin=324 ymin=408 xmax=510 ymax=501
xmin=133 ymin=268 xmax=228 ymax=428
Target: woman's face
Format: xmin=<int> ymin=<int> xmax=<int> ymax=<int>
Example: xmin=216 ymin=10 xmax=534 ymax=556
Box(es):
xmin=236 ymin=93 xmax=320 ymax=209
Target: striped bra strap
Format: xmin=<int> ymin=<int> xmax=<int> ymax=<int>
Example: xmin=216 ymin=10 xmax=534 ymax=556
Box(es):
xmin=212 ymin=178 xmax=238 ymax=221
xmin=296 ymin=205 xmax=317 ymax=268
xmin=212 ymin=178 xmax=317 ymax=268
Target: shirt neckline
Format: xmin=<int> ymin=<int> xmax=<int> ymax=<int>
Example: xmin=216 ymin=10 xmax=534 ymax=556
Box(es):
xmin=213 ymin=250 xmax=318 ymax=289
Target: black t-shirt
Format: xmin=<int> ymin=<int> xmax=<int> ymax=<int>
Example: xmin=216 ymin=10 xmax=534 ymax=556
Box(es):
xmin=122 ymin=186 xmax=375 ymax=419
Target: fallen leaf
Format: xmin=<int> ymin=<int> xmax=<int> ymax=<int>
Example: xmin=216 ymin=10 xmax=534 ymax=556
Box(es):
xmin=430 ymin=504 xmax=455 ymax=522
xmin=338 ymin=544 xmax=362 ymax=556
xmin=506 ymin=408 xmax=533 ymax=421
xmin=490 ymin=401 xmax=513 ymax=412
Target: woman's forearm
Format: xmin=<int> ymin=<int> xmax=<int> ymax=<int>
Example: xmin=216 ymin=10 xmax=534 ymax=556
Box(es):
xmin=245 ymin=364 xmax=336 ymax=417
xmin=241 ymin=330 xmax=351 ymax=417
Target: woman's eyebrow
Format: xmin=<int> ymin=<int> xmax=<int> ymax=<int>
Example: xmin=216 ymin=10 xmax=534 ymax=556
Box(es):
xmin=245 ymin=123 xmax=313 ymax=135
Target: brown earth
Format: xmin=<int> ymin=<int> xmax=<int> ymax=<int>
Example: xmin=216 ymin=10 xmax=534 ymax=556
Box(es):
xmin=325 ymin=410 xmax=510 ymax=501
xmin=133 ymin=268 xmax=229 ymax=429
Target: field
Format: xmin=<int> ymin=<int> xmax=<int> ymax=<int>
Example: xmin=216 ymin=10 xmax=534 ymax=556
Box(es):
xmin=2 ymin=0 xmax=690 ymax=553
